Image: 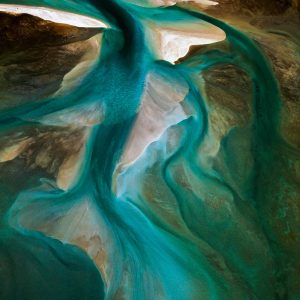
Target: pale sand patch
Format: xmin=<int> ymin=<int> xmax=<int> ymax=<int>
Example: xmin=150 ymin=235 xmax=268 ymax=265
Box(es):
xmin=0 ymin=4 xmax=108 ymax=28
xmin=144 ymin=21 xmax=226 ymax=63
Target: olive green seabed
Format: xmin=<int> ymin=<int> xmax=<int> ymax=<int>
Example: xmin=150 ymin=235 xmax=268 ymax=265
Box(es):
xmin=0 ymin=0 xmax=299 ymax=299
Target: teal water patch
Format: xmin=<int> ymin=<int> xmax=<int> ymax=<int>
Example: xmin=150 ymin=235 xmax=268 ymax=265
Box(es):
xmin=0 ymin=229 xmax=105 ymax=300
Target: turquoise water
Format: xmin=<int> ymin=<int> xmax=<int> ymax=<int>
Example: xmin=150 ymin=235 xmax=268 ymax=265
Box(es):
xmin=0 ymin=0 xmax=284 ymax=299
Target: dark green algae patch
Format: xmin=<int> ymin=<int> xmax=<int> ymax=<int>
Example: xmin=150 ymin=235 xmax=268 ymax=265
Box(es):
xmin=0 ymin=0 xmax=299 ymax=299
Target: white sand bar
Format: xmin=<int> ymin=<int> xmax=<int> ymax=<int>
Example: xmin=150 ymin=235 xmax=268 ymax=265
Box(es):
xmin=0 ymin=4 xmax=108 ymax=27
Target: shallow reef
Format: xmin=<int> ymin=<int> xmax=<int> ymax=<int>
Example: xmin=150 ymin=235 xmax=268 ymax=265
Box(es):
xmin=0 ymin=1 xmax=299 ymax=299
